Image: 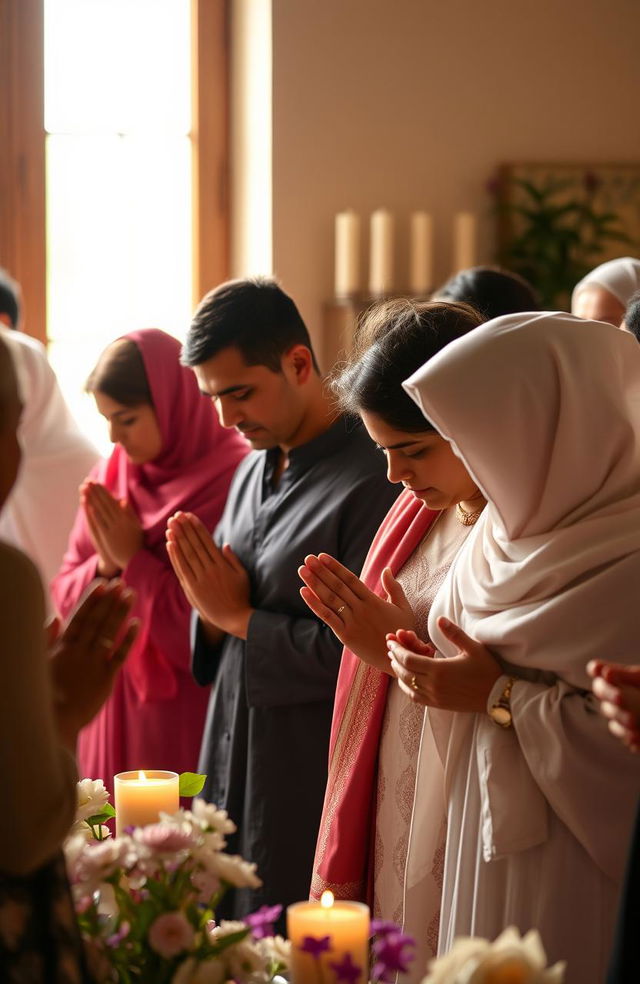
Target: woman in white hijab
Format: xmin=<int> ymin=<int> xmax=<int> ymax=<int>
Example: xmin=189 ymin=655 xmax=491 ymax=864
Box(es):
xmin=387 ymin=311 xmax=640 ymax=984
xmin=0 ymin=327 xmax=99 ymax=599
xmin=571 ymin=256 xmax=640 ymax=325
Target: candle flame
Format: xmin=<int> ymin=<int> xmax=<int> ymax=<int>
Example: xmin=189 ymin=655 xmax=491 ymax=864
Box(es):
xmin=320 ymin=890 xmax=334 ymax=909
xmin=138 ymin=770 xmax=147 ymax=781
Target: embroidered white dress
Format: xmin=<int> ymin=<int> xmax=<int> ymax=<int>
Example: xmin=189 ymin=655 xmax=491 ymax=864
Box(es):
xmin=373 ymin=507 xmax=470 ymax=980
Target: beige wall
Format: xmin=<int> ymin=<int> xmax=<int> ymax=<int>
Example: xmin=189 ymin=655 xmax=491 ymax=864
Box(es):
xmin=265 ymin=0 xmax=640 ymax=356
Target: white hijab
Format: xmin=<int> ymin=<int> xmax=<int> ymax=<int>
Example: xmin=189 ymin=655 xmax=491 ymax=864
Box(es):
xmin=403 ymin=311 xmax=640 ymax=874
xmin=0 ymin=329 xmax=99 ymax=599
xmin=571 ymin=256 xmax=640 ymax=310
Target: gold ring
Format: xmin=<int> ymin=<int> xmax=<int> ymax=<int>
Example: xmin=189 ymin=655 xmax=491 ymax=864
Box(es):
xmin=98 ymin=636 xmax=114 ymax=648
xmin=336 ymin=605 xmax=346 ymax=616
xmin=410 ymin=674 xmax=419 ymax=691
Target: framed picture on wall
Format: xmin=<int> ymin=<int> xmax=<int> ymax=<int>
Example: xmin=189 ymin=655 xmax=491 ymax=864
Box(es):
xmin=491 ymin=162 xmax=640 ymax=308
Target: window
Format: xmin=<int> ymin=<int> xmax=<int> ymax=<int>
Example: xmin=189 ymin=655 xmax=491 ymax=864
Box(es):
xmin=0 ymin=0 xmax=228 ymax=449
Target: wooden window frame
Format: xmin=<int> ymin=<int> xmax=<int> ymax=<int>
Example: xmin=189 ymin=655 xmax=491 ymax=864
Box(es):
xmin=0 ymin=0 xmax=229 ymax=345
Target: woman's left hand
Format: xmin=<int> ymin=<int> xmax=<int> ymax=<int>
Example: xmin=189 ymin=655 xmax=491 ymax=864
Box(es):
xmin=387 ymin=616 xmax=502 ymax=712
xmin=82 ymin=481 xmax=144 ymax=570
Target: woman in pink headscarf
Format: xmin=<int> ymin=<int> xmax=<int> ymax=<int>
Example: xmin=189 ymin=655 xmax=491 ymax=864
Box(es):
xmin=52 ymin=329 xmax=248 ymax=784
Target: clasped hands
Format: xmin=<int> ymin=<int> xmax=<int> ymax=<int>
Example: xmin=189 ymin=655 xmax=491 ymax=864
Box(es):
xmin=588 ymin=660 xmax=640 ymax=752
xmin=299 ymin=552 xmax=501 ymax=710
xmin=49 ymin=579 xmax=139 ymax=749
xmin=166 ymin=511 xmax=253 ymax=641
xmin=81 ymin=481 xmax=144 ymax=576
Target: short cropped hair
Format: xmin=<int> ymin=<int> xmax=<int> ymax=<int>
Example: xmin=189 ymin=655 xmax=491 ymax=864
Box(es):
xmin=182 ymin=277 xmax=318 ymax=372
xmin=435 ymin=265 xmax=539 ymax=321
xmin=0 ymin=268 xmax=21 ymax=329
xmin=625 ymin=290 xmax=640 ymax=342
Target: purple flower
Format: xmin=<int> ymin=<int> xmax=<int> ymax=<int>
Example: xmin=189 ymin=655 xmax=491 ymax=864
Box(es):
xmin=370 ymin=919 xmax=400 ymax=938
xmin=244 ymin=903 xmax=283 ymax=940
xmin=301 ymin=934 xmax=332 ymax=958
xmin=372 ymin=931 xmax=416 ymax=982
xmin=329 ymin=952 xmax=362 ymax=984
xmin=106 ymin=921 xmax=130 ymax=948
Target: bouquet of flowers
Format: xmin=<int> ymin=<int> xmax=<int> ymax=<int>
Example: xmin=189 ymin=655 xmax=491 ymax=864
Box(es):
xmin=422 ymin=926 xmax=565 ymax=984
xmin=65 ymin=778 xmax=290 ymax=984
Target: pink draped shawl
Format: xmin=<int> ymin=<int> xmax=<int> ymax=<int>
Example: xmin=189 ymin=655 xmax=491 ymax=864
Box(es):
xmin=311 ymin=489 xmax=438 ymax=903
xmin=52 ymin=328 xmax=249 ymax=703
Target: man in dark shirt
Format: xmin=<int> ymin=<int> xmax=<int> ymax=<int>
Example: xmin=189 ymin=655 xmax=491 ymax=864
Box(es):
xmin=167 ymin=278 xmax=398 ymax=920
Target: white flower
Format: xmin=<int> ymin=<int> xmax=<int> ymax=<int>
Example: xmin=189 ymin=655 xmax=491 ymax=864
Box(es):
xmin=212 ymin=852 xmax=262 ymax=889
xmin=76 ymin=779 xmax=110 ymax=823
xmin=96 ymin=882 xmax=118 ymax=919
xmin=72 ymin=838 xmax=127 ymax=897
xmin=148 ymin=911 xmax=195 ymax=959
xmin=172 ymin=957 xmax=226 ymax=984
xmin=191 ymin=867 xmax=221 ymax=903
xmin=423 ymin=928 xmax=566 ymax=984
xmin=227 ymin=938 xmax=268 ymax=981
xmin=206 ymin=919 xmax=248 ymax=942
xmin=69 ymin=819 xmax=111 ymax=842
xmin=258 ymin=935 xmax=292 ymax=972
xmin=191 ymin=799 xmax=237 ymax=836
xmin=206 ymin=920 xmax=265 ymax=981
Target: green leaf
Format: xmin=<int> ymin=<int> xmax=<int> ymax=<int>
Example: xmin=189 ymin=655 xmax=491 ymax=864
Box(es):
xmin=208 ymin=927 xmax=251 ymax=955
xmin=179 ymin=772 xmax=207 ymax=797
xmin=85 ymin=808 xmax=114 ymax=826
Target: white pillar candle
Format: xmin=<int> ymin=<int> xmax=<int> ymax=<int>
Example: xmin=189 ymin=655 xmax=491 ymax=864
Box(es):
xmin=114 ymin=770 xmax=179 ymax=835
xmin=453 ymin=211 xmax=477 ymax=273
xmin=369 ymin=208 xmax=394 ymax=296
xmin=288 ymin=891 xmax=370 ymax=984
xmin=334 ymin=210 xmax=361 ymax=298
xmin=409 ymin=210 xmax=433 ymax=295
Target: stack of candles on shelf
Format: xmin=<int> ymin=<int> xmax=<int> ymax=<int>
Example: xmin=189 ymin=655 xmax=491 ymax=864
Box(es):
xmin=334 ymin=207 xmax=477 ymax=300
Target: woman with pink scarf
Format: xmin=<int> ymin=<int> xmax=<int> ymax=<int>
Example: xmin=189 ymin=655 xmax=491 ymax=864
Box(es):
xmin=52 ymin=329 xmax=248 ymax=784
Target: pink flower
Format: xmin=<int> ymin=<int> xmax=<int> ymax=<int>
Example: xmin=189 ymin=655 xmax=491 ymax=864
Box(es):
xmin=137 ymin=824 xmax=194 ymax=853
xmin=148 ymin=911 xmax=195 ymax=959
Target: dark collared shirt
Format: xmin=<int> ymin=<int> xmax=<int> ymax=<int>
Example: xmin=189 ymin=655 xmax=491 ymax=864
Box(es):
xmin=192 ymin=416 xmax=399 ymax=920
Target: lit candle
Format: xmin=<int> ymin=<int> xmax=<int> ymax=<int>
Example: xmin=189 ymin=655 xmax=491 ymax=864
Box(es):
xmin=287 ymin=891 xmax=370 ymax=984
xmin=369 ymin=209 xmax=394 ymax=296
xmin=335 ymin=210 xmax=361 ymax=298
xmin=409 ymin=210 xmax=433 ymax=295
xmin=114 ymin=770 xmax=179 ymax=835
xmin=453 ymin=211 xmax=477 ymax=273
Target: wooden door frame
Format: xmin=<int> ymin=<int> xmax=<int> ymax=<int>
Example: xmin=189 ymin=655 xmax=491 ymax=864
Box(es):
xmin=0 ymin=0 xmax=229 ymax=344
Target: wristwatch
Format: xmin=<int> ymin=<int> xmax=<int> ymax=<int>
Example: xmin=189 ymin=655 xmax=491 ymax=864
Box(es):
xmin=488 ymin=676 xmax=516 ymax=728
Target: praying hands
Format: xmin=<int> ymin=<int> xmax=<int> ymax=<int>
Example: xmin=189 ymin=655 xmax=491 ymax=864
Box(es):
xmin=81 ymin=480 xmax=144 ymax=576
xmin=588 ymin=660 xmax=640 ymax=752
xmin=387 ymin=617 xmax=502 ymax=712
xmin=298 ymin=553 xmax=414 ymax=675
xmin=49 ymin=578 xmax=139 ymax=749
xmin=166 ymin=511 xmax=254 ymax=641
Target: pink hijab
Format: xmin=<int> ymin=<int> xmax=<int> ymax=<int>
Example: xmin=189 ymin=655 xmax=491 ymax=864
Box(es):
xmin=93 ymin=328 xmax=248 ymax=699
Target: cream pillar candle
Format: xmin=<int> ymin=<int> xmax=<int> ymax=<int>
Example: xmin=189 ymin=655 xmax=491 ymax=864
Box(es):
xmin=409 ymin=211 xmax=433 ymax=295
xmin=114 ymin=770 xmax=179 ymax=835
xmin=334 ymin=210 xmax=361 ymax=297
xmin=288 ymin=892 xmax=369 ymax=984
xmin=453 ymin=211 xmax=477 ymax=272
xmin=369 ymin=209 xmax=394 ymax=296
